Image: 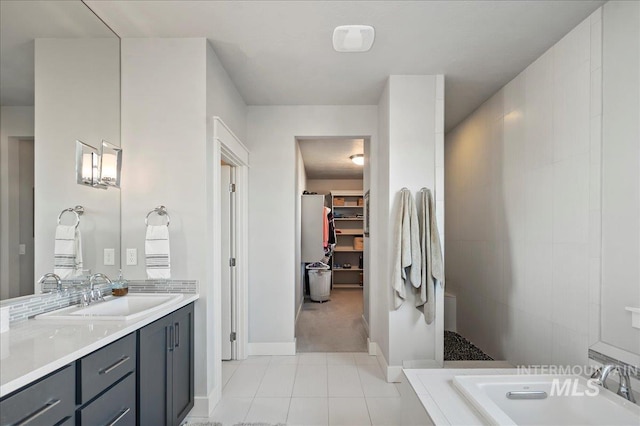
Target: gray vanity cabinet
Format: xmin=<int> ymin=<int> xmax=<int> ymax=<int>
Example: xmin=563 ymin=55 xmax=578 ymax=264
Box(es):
xmin=0 ymin=365 xmax=75 ymax=426
xmin=138 ymin=303 xmax=194 ymax=426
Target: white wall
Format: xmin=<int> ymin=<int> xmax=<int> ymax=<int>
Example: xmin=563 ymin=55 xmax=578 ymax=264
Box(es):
xmin=294 ymin=143 xmax=307 ymax=320
xmin=34 ymin=39 xmax=121 ymax=283
xmin=0 ymin=106 xmax=34 ymax=299
xmin=600 ymin=1 xmax=640 ymax=356
xmin=121 ymin=38 xmax=247 ymax=414
xmin=246 ymin=106 xmax=377 ymax=346
xmin=305 ymin=179 xmax=362 ymax=194
xmin=380 ymin=75 xmax=444 ymax=368
xmin=446 ymin=10 xmax=602 ymax=366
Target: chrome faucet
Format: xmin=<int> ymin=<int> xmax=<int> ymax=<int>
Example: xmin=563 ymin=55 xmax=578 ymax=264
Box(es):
xmin=591 ymin=364 xmax=616 ymax=389
xmin=86 ymin=273 xmax=111 ymax=304
xmin=617 ymin=367 xmax=637 ymax=403
xmin=37 ymin=273 xmax=62 ymax=292
xmin=591 ymin=364 xmax=636 ymax=403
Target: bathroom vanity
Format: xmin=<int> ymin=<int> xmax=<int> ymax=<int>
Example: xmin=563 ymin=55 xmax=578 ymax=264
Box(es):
xmin=0 ymin=295 xmax=197 ymax=426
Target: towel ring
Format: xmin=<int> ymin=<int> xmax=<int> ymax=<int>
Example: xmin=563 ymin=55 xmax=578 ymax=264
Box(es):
xmin=145 ymin=205 xmax=170 ymax=226
xmin=57 ymin=205 xmax=84 ymax=228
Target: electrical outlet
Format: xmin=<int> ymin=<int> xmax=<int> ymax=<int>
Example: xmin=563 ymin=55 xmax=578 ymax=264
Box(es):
xmin=126 ymin=248 xmax=137 ymax=266
xmin=104 ymin=248 xmax=115 ymax=266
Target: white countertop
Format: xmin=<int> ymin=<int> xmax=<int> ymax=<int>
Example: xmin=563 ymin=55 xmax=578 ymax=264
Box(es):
xmin=0 ymin=294 xmax=199 ymax=397
xmin=403 ymin=368 xmax=519 ymax=425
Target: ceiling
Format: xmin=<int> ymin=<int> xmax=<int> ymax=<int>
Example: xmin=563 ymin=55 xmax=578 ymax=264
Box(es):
xmin=0 ymin=0 xmax=116 ymax=106
xmin=86 ymin=0 xmax=604 ymax=131
xmin=299 ymin=139 xmax=364 ymax=179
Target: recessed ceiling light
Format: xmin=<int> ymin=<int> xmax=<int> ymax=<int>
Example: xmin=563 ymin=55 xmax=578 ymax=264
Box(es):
xmin=333 ymin=25 xmax=375 ymax=52
xmin=350 ymin=154 xmax=364 ymax=165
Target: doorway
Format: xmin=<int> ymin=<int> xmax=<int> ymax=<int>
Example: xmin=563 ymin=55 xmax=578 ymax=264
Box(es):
xmin=220 ymin=161 xmax=237 ymax=360
xmin=295 ymin=137 xmax=369 ymax=352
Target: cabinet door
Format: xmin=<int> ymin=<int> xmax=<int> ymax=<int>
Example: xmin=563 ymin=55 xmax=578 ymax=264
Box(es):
xmin=138 ymin=315 xmax=172 ymax=426
xmin=171 ymin=303 xmax=194 ymax=426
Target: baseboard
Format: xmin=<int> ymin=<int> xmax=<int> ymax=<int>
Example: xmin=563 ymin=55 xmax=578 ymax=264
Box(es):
xmin=362 ymin=314 xmax=369 ymax=335
xmin=189 ymin=385 xmax=221 ymax=418
xmin=368 ymin=340 xmax=403 ymax=383
xmin=248 ymin=340 xmax=296 ymax=356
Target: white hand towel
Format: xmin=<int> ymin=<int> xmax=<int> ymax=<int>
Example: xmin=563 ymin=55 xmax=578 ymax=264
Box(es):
xmin=146 ymin=225 xmax=171 ymax=279
xmin=391 ymin=188 xmax=421 ymax=309
xmin=417 ymin=188 xmax=444 ymax=324
xmin=54 ymin=225 xmax=83 ymax=279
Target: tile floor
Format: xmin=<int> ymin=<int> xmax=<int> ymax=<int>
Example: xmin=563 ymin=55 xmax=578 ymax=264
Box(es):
xmin=193 ymin=352 xmax=403 ymax=426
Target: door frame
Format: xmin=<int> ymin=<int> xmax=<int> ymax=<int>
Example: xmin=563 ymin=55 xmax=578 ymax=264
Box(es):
xmin=211 ymin=117 xmax=249 ymax=394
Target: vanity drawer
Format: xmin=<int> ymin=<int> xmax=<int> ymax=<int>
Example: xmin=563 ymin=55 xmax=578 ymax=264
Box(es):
xmin=78 ymin=373 xmax=135 ymax=426
xmin=0 ymin=364 xmax=75 ymax=426
xmin=78 ymin=333 xmax=136 ymax=403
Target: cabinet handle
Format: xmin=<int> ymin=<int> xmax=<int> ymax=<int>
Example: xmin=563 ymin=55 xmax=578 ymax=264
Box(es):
xmin=15 ymin=399 xmax=61 ymax=425
xmin=175 ymin=322 xmax=180 ymax=348
xmin=99 ymin=356 xmax=131 ymax=375
xmin=105 ymin=407 xmax=131 ymax=426
xmin=167 ymin=326 xmax=173 ymax=352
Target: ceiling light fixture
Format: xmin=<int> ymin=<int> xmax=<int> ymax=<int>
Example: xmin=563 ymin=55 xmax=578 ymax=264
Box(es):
xmin=333 ymin=25 xmax=375 ymax=52
xmin=350 ymin=154 xmax=364 ymax=165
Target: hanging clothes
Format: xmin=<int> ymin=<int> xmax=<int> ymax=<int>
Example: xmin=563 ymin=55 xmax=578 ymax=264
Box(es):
xmin=323 ymin=206 xmax=330 ymax=249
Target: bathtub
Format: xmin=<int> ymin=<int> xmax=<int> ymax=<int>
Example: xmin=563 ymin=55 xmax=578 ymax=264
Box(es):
xmin=453 ymin=374 xmax=640 ymax=425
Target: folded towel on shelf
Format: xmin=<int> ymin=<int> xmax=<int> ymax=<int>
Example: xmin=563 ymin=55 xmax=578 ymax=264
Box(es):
xmin=54 ymin=225 xmax=83 ymax=279
xmin=391 ymin=188 xmax=421 ymax=309
xmin=146 ymin=225 xmax=171 ymax=279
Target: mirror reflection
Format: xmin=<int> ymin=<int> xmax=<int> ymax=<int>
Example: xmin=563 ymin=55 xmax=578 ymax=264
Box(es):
xmin=0 ymin=0 xmax=121 ymax=300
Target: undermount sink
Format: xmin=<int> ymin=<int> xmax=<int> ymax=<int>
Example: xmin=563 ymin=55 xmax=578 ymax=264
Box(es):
xmin=35 ymin=293 xmax=184 ymax=321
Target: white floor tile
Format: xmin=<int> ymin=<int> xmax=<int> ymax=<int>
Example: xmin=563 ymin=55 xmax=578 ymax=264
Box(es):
xmin=270 ymin=355 xmax=299 ymax=365
xmin=293 ymin=364 xmax=328 ymax=397
xmin=357 ymin=364 xmax=400 ymax=398
xmin=328 ymin=364 xmax=364 ymax=397
xmin=242 ymin=355 xmax=272 ymax=364
xmin=209 ymin=396 xmax=252 ymax=426
xmin=221 ymin=362 xmax=239 ymax=388
xmin=223 ymin=363 xmax=269 ymax=398
xmin=354 ymin=353 xmax=379 ymax=365
xmin=256 ymin=363 xmax=297 ymax=397
xmin=287 ymin=397 xmax=329 ymax=426
xmin=327 ymin=352 xmax=357 ymax=365
xmin=244 ymin=397 xmax=290 ymax=424
xmin=328 ymin=397 xmax=371 ymax=426
xmin=298 ymin=352 xmax=328 ymax=365
xmin=365 ymin=397 xmax=402 ymax=426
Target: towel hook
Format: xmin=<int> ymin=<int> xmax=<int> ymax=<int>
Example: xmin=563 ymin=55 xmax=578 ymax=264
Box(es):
xmin=57 ymin=205 xmax=84 ymax=228
xmin=145 ymin=205 xmax=170 ymax=226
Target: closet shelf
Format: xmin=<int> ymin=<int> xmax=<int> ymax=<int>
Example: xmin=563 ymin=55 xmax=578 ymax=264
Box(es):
xmin=334 ymin=248 xmax=363 ymax=252
xmin=333 ymin=268 xmax=363 ymax=272
xmin=333 ymin=283 xmax=363 ymax=289
xmin=336 ymin=230 xmax=364 ymax=235
xmin=333 ymin=206 xmax=363 ymax=208
xmin=334 ymin=218 xmax=363 ymax=221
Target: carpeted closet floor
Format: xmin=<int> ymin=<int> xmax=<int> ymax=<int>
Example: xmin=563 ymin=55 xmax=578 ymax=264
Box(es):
xmin=295 ymin=288 xmax=367 ymax=352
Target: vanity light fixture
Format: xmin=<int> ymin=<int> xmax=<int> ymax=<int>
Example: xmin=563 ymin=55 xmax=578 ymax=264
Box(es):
xmin=75 ymin=140 xmax=122 ymax=189
xmin=350 ymin=154 xmax=365 ymax=165
xmin=333 ymin=25 xmax=375 ymax=52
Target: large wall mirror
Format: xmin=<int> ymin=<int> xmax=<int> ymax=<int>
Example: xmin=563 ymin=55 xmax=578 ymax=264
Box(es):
xmin=0 ymin=1 xmax=121 ymax=300
xmin=599 ymin=1 xmax=640 ymax=359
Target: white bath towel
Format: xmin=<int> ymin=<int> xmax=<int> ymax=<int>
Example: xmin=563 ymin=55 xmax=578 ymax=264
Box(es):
xmin=392 ymin=188 xmax=421 ymax=309
xmin=54 ymin=225 xmax=83 ymax=279
xmin=417 ymin=188 xmax=444 ymax=324
xmin=146 ymin=225 xmax=171 ymax=279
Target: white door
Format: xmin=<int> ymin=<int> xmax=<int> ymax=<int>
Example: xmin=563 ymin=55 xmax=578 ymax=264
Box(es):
xmin=221 ymin=164 xmax=235 ymax=360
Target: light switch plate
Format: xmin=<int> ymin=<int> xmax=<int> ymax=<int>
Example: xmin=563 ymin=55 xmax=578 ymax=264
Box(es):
xmin=104 ymin=248 xmax=115 ymax=266
xmin=18 ymin=244 xmax=26 ymax=255
xmin=126 ymin=248 xmax=137 ymax=266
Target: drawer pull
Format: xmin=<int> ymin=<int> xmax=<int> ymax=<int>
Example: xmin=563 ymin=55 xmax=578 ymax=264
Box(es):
xmin=15 ymin=399 xmax=61 ymax=425
xmin=99 ymin=356 xmax=131 ymax=375
xmin=105 ymin=407 xmax=131 ymax=426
